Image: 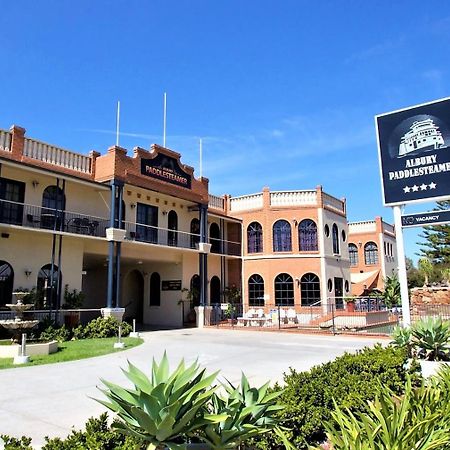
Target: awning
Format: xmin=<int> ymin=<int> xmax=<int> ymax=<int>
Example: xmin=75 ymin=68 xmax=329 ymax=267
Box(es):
xmin=351 ymin=269 xmax=381 ymax=296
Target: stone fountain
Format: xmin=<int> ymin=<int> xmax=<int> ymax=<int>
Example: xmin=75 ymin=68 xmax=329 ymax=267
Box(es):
xmin=0 ymin=292 xmax=39 ymax=343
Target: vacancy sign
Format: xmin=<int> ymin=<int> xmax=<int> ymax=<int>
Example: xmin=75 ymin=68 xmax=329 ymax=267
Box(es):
xmin=375 ymin=97 xmax=450 ymax=206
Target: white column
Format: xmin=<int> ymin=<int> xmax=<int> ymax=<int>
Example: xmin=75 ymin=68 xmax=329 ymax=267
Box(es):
xmin=393 ymin=205 xmax=411 ymax=326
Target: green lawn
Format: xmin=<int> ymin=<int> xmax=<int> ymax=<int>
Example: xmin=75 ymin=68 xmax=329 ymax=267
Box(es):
xmin=0 ymin=337 xmax=143 ymax=369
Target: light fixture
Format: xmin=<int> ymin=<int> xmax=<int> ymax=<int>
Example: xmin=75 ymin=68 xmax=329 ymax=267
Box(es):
xmin=31 ymin=180 xmax=39 ymax=188
xmin=137 ymin=261 xmax=143 ymax=265
xmin=130 ymin=203 xmax=136 ymax=209
xmin=162 ymin=210 xmax=168 ymax=216
xmin=24 ymin=269 xmax=32 ymax=277
xmin=293 ymin=219 xmax=298 ymax=226
xmin=358 ymin=241 xmax=362 ymax=248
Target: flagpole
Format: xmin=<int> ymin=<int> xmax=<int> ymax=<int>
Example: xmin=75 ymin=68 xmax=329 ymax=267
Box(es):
xmin=163 ymin=92 xmax=167 ymax=147
xmin=116 ymin=100 xmax=120 ymax=147
xmin=199 ymin=138 xmax=203 ymax=178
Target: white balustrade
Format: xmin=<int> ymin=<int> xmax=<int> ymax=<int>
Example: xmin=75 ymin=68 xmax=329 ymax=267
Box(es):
xmin=229 ymin=193 xmax=263 ymax=211
xmin=23 ymin=138 xmax=92 ymax=174
xmin=348 ymin=220 xmax=377 ymax=234
xmin=0 ymin=130 xmax=11 ymax=152
xmin=208 ymin=194 xmax=225 ymax=210
xmin=382 ymin=222 xmax=395 ymax=235
xmin=270 ymin=190 xmax=317 ymax=207
xmin=322 ymin=193 xmax=345 ymax=213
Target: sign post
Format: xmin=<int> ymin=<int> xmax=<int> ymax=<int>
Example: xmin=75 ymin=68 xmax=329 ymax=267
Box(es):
xmin=376 ymin=97 xmax=450 ymax=327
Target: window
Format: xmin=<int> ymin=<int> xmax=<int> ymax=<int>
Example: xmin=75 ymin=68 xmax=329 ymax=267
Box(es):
xmin=0 ymin=261 xmax=14 ymax=306
xmin=341 ymin=230 xmax=346 ymax=242
xmin=0 ymin=177 xmax=25 ymax=225
xmin=149 ymin=272 xmax=161 ymax=306
xmin=273 ymin=220 xmax=292 ymax=252
xmin=41 ymin=185 xmax=65 ymax=230
xmin=167 ymin=210 xmax=178 ymax=247
xmin=190 ymin=219 xmax=200 ymax=249
xmin=210 ymin=223 xmax=221 ymax=253
xmin=299 ymin=219 xmax=318 ymax=251
xmin=324 ymin=224 xmax=330 ymax=237
xmin=327 ymin=279 xmax=333 ymax=292
xmin=247 ymin=222 xmax=263 ymax=253
xmin=210 ymin=276 xmax=221 ymax=304
xmin=332 ymin=224 xmax=339 ymax=254
xmin=364 ymin=242 xmax=378 ymax=265
xmin=248 ymin=274 xmax=264 ymax=306
xmin=136 ymin=203 xmax=158 ymax=243
xmin=349 ymin=243 xmax=358 ymax=266
xmin=274 ymin=273 xmax=294 ymax=306
xmin=300 ymin=273 xmax=321 ymax=306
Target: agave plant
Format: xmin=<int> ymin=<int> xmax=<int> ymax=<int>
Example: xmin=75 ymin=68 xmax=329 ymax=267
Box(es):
xmin=198 ymin=373 xmax=285 ymax=449
xmin=96 ymin=352 xmax=226 ymax=450
xmin=391 ymin=325 xmax=412 ymax=356
xmin=411 ymin=317 xmax=450 ymax=361
xmin=318 ymin=377 xmax=450 ymax=450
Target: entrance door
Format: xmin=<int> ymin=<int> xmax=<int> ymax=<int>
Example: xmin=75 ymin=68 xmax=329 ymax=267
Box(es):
xmin=334 ymin=277 xmax=344 ymax=309
xmin=136 ymin=203 xmax=158 ymax=244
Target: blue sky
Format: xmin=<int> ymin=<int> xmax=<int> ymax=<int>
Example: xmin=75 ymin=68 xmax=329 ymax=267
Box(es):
xmin=1 ymin=0 xmax=450 ymax=262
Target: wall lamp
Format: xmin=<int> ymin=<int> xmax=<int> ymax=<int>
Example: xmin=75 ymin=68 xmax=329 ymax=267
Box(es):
xmin=162 ymin=210 xmax=168 ymax=216
xmin=32 ymin=180 xmax=39 ymax=188
xmin=24 ymin=269 xmax=32 ymax=277
xmin=358 ymin=241 xmax=362 ymax=248
xmin=130 ymin=203 xmax=136 ymax=209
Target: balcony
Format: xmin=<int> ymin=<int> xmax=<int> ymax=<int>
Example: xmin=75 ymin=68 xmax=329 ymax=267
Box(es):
xmin=0 ymin=199 xmax=109 ymax=238
xmin=210 ymin=237 xmax=241 ymax=256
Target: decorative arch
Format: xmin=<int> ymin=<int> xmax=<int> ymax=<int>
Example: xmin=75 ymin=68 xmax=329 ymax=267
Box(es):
xmin=300 ymin=273 xmax=321 ymax=306
xmin=364 ymin=242 xmax=378 ymax=265
xmin=247 ymin=222 xmax=263 ymax=254
xmin=273 ymin=220 xmax=292 ymax=252
xmin=37 ymin=263 xmax=62 ymax=309
xmin=332 ymin=223 xmax=340 ymax=254
xmin=190 ymin=274 xmax=201 ymax=307
xmin=274 ymin=273 xmax=294 ymax=306
xmin=299 ymin=219 xmax=318 ymax=251
xmin=0 ymin=261 xmax=14 ymax=307
xmin=168 ymin=210 xmax=178 ymax=247
xmin=210 ymin=276 xmax=221 ymax=304
xmin=41 ymin=185 xmax=65 ymax=230
xmin=248 ymin=274 xmax=264 ymax=306
xmin=209 ymin=223 xmax=221 ymax=253
xmin=190 ymin=218 xmax=200 ymax=249
xmin=348 ymin=243 xmax=358 ymax=266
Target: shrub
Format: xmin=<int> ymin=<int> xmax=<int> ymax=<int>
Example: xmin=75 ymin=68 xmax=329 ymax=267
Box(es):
xmin=40 ymin=325 xmax=71 ymax=342
xmin=83 ymin=316 xmax=131 ymax=339
xmin=319 ymin=368 xmax=450 ymax=450
xmin=411 ymin=317 xmax=450 ymax=361
xmin=252 ymin=345 xmax=411 ymax=449
xmin=0 ymin=435 xmax=32 ymax=450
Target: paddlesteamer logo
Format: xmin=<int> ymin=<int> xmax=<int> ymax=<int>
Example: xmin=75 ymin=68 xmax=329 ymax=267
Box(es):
xmin=376 ymin=98 xmax=450 ymax=206
xmin=141 ymin=154 xmax=191 ymax=189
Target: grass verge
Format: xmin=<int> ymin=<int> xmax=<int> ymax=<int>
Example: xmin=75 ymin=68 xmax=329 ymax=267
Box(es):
xmin=0 ymin=337 xmax=143 ymax=369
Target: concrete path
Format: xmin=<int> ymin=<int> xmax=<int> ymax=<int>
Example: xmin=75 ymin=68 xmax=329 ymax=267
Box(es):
xmin=0 ymin=328 xmax=384 ymax=447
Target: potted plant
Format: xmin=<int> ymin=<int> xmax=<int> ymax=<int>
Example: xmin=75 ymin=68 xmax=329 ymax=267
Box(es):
xmin=344 ymin=297 xmax=356 ymax=313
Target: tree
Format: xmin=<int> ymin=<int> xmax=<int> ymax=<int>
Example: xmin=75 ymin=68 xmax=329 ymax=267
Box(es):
xmin=418 ymin=200 xmax=450 ymax=265
xmin=382 ymin=274 xmax=400 ymax=308
xmin=418 ymin=257 xmax=433 ymax=287
xmin=406 ymin=257 xmax=424 ymax=289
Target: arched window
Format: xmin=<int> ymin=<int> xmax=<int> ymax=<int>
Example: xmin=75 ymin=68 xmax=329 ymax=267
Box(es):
xmin=300 ymin=273 xmax=321 ymax=306
xmin=210 ymin=276 xmax=221 ymax=304
xmin=299 ymin=219 xmax=318 ymax=251
xmin=37 ymin=264 xmax=62 ymax=309
xmin=190 ymin=219 xmax=200 ymax=249
xmin=332 ymin=223 xmax=339 ymax=254
xmin=209 ymin=223 xmax=221 ymax=253
xmin=190 ymin=274 xmax=201 ymax=307
xmin=149 ymin=272 xmax=161 ymax=306
xmin=348 ymin=243 xmax=358 ymax=266
xmin=364 ymin=242 xmax=378 ymax=265
xmin=41 ymin=185 xmax=65 ymax=230
xmin=167 ymin=210 xmax=178 ymax=247
xmin=247 ymin=222 xmax=263 ymax=253
xmin=0 ymin=261 xmax=14 ymax=307
xmin=274 ymin=273 xmax=294 ymax=306
xmin=248 ymin=274 xmax=264 ymax=306
xmin=273 ymin=220 xmax=292 ymax=252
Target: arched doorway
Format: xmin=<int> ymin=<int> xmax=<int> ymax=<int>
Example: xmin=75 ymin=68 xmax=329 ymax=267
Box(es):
xmin=190 ymin=274 xmax=200 ymax=307
xmin=209 ymin=223 xmax=221 ymax=253
xmin=0 ymin=261 xmax=14 ymax=307
xmin=37 ymin=264 xmax=62 ymax=309
xmin=41 ymin=185 xmax=66 ymax=230
xmin=210 ymin=276 xmax=221 ymax=304
xmin=168 ymin=210 xmax=178 ymax=247
xmin=149 ymin=272 xmax=161 ymax=307
xmin=123 ymin=270 xmax=145 ymax=323
xmin=190 ymin=219 xmax=200 ymax=249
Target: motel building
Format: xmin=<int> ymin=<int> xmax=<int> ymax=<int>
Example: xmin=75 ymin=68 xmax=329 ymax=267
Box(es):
xmin=348 ymin=217 xmax=397 ymax=296
xmin=0 ymin=124 xmax=396 ymax=328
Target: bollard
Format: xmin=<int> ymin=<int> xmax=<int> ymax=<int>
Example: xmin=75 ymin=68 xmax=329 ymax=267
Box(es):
xmin=130 ymin=318 xmax=140 ymax=338
xmin=14 ymin=333 xmax=30 ymax=365
xmin=114 ymin=325 xmax=125 ymax=349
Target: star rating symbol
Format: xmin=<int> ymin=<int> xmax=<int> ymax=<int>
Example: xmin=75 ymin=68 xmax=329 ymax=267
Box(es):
xmin=420 ymin=183 xmax=428 ymax=191
xmin=412 ymin=185 xmax=419 ymax=192
xmin=403 ymin=186 xmax=411 ymax=193
xmin=429 ymin=182 xmax=437 ymax=189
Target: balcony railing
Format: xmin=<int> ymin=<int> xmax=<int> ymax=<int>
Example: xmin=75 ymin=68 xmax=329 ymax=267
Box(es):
xmin=0 ymin=130 xmax=11 ymax=152
xmin=208 ymin=194 xmax=225 ymax=210
xmin=209 ymin=237 xmax=241 ymax=256
xmin=0 ymin=199 xmax=109 ymax=238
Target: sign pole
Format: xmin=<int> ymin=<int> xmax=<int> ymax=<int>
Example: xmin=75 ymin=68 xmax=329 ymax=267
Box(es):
xmin=393 ymin=205 xmax=411 ymax=327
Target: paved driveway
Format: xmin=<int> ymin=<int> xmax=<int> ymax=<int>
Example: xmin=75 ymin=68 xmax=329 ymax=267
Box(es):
xmin=0 ymin=328 xmax=384 ymax=446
